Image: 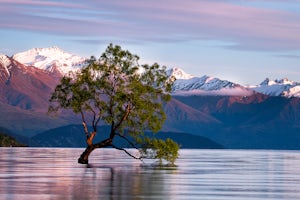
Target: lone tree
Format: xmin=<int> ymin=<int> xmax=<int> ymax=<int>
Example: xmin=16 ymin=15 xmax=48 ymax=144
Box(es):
xmin=49 ymin=44 xmax=179 ymax=166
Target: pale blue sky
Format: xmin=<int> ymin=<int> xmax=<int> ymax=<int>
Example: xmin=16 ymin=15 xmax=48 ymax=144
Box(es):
xmin=1 ymin=0 xmax=300 ymax=85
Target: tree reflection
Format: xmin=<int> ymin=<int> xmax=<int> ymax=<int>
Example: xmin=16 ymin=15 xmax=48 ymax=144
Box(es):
xmin=68 ymin=164 xmax=170 ymax=199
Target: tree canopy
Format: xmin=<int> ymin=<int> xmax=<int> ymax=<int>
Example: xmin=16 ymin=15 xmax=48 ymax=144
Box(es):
xmin=49 ymin=44 xmax=179 ymax=166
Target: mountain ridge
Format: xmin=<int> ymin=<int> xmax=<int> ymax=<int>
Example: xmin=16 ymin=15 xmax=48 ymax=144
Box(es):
xmin=166 ymin=67 xmax=300 ymax=98
xmin=2 ymin=47 xmax=300 ymax=98
xmin=249 ymin=77 xmax=300 ymax=98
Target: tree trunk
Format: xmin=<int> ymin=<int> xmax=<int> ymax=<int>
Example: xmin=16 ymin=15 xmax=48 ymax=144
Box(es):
xmin=78 ymin=138 xmax=113 ymax=164
xmin=78 ymin=145 xmax=95 ymax=164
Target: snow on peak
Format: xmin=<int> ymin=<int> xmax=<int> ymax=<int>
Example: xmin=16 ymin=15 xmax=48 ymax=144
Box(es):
xmin=173 ymin=75 xmax=236 ymax=92
xmin=13 ymin=47 xmax=86 ymax=75
xmin=260 ymin=78 xmax=295 ymax=86
xmin=250 ymin=78 xmax=300 ymax=97
xmin=167 ymin=67 xmax=194 ymax=79
xmin=170 ymin=68 xmax=253 ymax=96
xmin=274 ymin=78 xmax=295 ymax=85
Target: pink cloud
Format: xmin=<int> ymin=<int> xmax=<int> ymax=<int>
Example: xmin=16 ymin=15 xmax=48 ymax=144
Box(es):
xmin=111 ymin=0 xmax=300 ymax=50
xmin=88 ymin=0 xmax=300 ymax=49
xmin=1 ymin=0 xmax=300 ymax=51
xmin=0 ymin=0 xmax=84 ymax=8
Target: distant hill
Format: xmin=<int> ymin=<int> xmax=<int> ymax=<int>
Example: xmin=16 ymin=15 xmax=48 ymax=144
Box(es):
xmin=32 ymin=124 xmax=224 ymax=149
xmin=172 ymin=95 xmax=300 ymax=149
xmin=0 ymin=127 xmax=37 ymax=147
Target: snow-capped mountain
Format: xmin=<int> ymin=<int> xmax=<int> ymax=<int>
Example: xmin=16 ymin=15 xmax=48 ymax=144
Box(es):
xmin=13 ymin=47 xmax=86 ymax=75
xmin=168 ymin=67 xmax=254 ymax=96
xmin=4 ymin=47 xmax=300 ymax=98
xmin=0 ymin=52 xmax=61 ymax=110
xmin=249 ymin=78 xmax=300 ymax=98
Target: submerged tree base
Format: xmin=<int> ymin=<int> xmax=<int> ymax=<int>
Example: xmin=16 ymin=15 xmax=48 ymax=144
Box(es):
xmin=77 ymin=146 xmax=94 ymax=164
xmin=78 ymin=150 xmax=91 ymax=164
xmin=78 ymin=157 xmax=89 ymax=164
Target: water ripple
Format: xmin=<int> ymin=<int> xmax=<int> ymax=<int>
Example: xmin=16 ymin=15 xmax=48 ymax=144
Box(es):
xmin=0 ymin=148 xmax=300 ymax=199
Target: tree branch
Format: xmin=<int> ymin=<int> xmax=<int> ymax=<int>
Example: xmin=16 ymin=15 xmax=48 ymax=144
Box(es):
xmin=87 ymin=132 xmax=96 ymax=146
xmin=90 ymin=107 xmax=97 ymax=132
xmin=80 ymin=111 xmax=89 ymax=138
xmin=95 ymin=115 xmax=101 ymax=130
xmin=94 ymin=138 xmax=112 ymax=148
xmin=81 ymin=109 xmax=97 ymax=146
xmin=113 ymin=105 xmax=131 ymax=132
xmin=115 ymin=133 xmax=139 ymax=150
xmin=111 ymin=144 xmax=142 ymax=160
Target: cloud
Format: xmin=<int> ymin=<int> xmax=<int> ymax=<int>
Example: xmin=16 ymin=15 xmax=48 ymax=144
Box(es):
xmin=0 ymin=0 xmax=84 ymax=8
xmin=277 ymin=54 xmax=300 ymax=59
xmin=1 ymin=0 xmax=300 ymax=51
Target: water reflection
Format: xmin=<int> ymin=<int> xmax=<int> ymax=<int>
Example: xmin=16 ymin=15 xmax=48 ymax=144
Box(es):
xmin=73 ymin=165 xmax=169 ymax=200
xmin=0 ymin=148 xmax=300 ymax=199
xmin=0 ymin=148 xmax=172 ymax=200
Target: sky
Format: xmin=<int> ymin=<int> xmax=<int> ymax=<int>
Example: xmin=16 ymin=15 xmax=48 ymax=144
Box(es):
xmin=1 ymin=0 xmax=300 ymax=85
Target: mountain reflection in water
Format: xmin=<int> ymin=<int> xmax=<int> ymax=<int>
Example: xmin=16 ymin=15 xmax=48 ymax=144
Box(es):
xmin=1 ymin=148 xmax=300 ymax=200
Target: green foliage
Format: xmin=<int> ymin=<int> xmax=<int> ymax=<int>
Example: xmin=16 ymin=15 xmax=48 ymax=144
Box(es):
xmin=141 ymin=137 xmax=180 ymax=166
xmin=49 ymin=43 xmax=179 ymax=165
xmin=0 ymin=133 xmax=26 ymax=147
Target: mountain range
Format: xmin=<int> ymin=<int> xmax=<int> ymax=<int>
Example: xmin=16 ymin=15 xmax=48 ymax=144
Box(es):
xmin=0 ymin=47 xmax=300 ymax=149
xmin=168 ymin=67 xmax=300 ymax=98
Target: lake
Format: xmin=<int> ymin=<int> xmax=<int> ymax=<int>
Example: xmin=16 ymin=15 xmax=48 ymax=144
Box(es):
xmin=0 ymin=148 xmax=300 ymax=200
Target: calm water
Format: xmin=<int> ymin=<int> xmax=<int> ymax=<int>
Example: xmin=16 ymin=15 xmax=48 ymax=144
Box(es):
xmin=0 ymin=148 xmax=300 ymax=200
